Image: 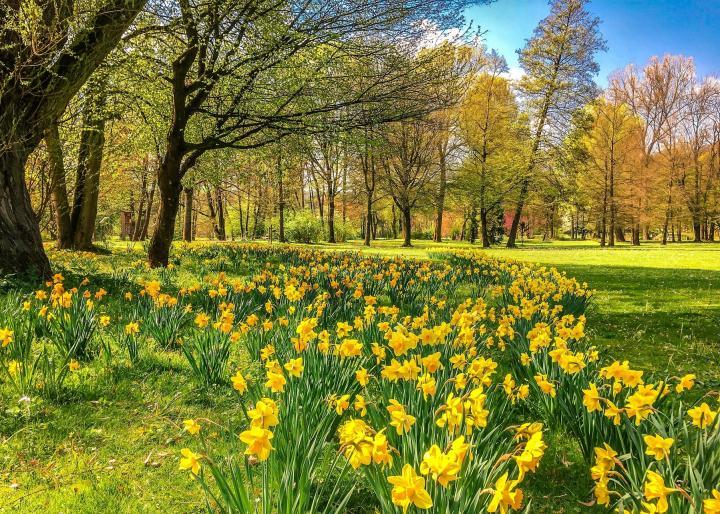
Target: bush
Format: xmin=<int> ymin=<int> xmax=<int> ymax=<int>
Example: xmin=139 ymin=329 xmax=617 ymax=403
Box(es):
xmin=331 ymin=220 xmax=357 ymax=242
xmin=410 ymin=228 xmax=433 ymax=240
xmin=285 ymin=210 xmax=323 ymax=243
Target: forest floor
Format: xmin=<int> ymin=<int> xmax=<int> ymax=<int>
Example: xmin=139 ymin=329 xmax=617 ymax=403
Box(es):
xmin=1 ymin=238 xmax=717 ymax=513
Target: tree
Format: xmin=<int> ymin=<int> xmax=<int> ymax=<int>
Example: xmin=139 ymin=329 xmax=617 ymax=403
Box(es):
xmin=427 ymin=44 xmax=478 ymax=242
xmin=381 ymin=120 xmax=438 ymax=246
xmin=136 ymin=0 xmax=480 ymax=266
xmin=0 ymin=0 xmax=146 ymax=277
xmin=610 ymin=55 xmax=694 ymax=244
xmin=579 ymin=98 xmax=643 ymax=246
xmin=457 ymin=51 xmax=526 ymax=247
xmin=506 ymin=0 xmax=605 ymax=247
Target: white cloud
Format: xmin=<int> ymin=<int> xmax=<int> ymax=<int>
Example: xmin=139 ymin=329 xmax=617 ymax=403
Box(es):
xmin=503 ymin=65 xmax=525 ymax=82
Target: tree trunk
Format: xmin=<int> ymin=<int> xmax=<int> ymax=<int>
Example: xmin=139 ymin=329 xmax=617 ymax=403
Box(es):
xmin=433 ymin=154 xmax=446 ymax=243
xmin=148 ymin=149 xmax=184 ymax=267
xmin=364 ymin=194 xmax=372 ymax=246
xmin=140 ymin=178 xmax=156 ymax=240
xmin=327 ymin=191 xmax=336 ymax=243
xmin=132 ymin=172 xmax=148 ymax=241
xmin=0 ymin=148 xmax=52 ymax=277
xmin=480 ymin=208 xmax=490 ymax=247
xmin=183 ymin=188 xmax=194 ymax=242
xmin=215 ymin=187 xmax=226 ymax=241
xmin=69 ymin=87 xmax=107 ymax=251
xmin=401 ymin=205 xmax=412 ymax=247
xmin=45 ymin=121 xmax=73 ymax=249
xmin=692 ymin=221 xmax=702 ymax=243
xmin=507 ymin=179 xmax=528 ymax=247
xmin=277 ymin=155 xmax=285 ymax=243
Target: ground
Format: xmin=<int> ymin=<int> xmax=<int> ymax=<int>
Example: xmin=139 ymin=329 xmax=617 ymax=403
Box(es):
xmin=1 ymin=238 xmax=718 ymax=513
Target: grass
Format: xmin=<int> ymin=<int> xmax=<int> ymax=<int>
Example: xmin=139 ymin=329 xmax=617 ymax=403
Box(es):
xmin=1 ymin=237 xmax=717 ymax=513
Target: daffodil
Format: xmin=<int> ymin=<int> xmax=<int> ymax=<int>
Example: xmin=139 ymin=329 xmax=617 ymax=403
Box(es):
xmin=248 ymin=398 xmax=279 ymax=429
xmin=419 ymin=444 xmax=461 ymax=487
xmin=231 ymin=370 xmax=247 ymax=394
xmin=387 ymin=464 xmax=433 ymax=512
xmin=643 ymin=470 xmax=676 ymax=513
xmin=643 ymin=434 xmax=673 ymax=461
xmin=183 ymin=419 xmax=201 ymax=435
xmin=704 ymin=489 xmax=720 ymax=514
xmin=688 ymin=403 xmax=717 ymax=429
xmin=0 ymin=327 xmax=14 ymax=347
xmin=283 ymin=357 xmax=303 ymax=377
xmin=387 ymin=400 xmax=415 ymax=435
xmin=239 ymin=426 xmax=273 ymax=461
xmin=487 ymin=472 xmax=523 ymax=513
xmin=179 ymin=448 xmax=201 ymax=474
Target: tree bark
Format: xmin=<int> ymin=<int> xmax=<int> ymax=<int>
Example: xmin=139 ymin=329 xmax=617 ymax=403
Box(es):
xmin=140 ymin=178 xmax=156 ymax=240
xmin=433 ymin=153 xmax=446 ymax=243
xmin=327 ymin=191 xmax=336 ymax=243
xmin=401 ymin=205 xmax=412 ymax=247
xmin=45 ymin=121 xmax=73 ymax=249
xmin=183 ymin=188 xmax=194 ymax=241
xmin=0 ymin=148 xmax=52 ymax=277
xmin=277 ymin=154 xmax=285 ymax=243
xmin=69 ymin=84 xmax=107 ymax=250
xmin=364 ymin=195 xmax=373 ymax=246
xmin=215 ymin=187 xmax=226 ymax=241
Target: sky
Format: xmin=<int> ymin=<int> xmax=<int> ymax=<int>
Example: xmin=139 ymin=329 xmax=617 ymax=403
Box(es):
xmin=466 ymin=0 xmax=720 ymax=86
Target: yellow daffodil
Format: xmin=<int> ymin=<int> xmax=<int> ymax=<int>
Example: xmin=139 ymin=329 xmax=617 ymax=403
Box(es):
xmin=239 ymin=426 xmax=273 ymax=461
xmin=387 ymin=464 xmax=433 ymax=512
xmin=688 ymin=403 xmax=717 ymax=429
xmin=487 ymin=472 xmax=523 ymax=513
xmin=183 ymin=419 xmax=201 ymax=435
xmin=643 ymin=434 xmax=673 ymax=461
xmin=179 ymin=448 xmax=201 ymax=474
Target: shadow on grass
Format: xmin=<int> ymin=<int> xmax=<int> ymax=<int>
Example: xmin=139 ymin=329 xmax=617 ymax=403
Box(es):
xmin=547 ymin=263 xmax=720 ymax=383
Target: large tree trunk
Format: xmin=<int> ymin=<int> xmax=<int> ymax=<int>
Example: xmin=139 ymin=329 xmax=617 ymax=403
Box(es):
xmin=45 ymin=121 xmax=73 ymax=249
xmin=148 ymin=152 xmax=184 ymax=267
xmin=692 ymin=221 xmax=702 ymax=243
xmin=0 ymin=0 xmax=146 ymax=277
xmin=0 ymin=148 xmax=52 ymax=277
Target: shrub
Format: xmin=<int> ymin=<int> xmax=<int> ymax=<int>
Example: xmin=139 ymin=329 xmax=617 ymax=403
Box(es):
xmin=285 ymin=210 xmax=323 ymax=243
xmin=331 ymin=219 xmax=357 ymax=242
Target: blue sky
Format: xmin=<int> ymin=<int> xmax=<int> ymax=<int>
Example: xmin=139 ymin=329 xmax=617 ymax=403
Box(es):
xmin=466 ymin=0 xmax=720 ymax=85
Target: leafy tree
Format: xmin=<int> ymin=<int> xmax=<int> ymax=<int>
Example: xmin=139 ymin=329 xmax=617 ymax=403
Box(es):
xmin=506 ymin=0 xmax=605 ymax=247
xmin=457 ymin=51 xmax=527 ymax=246
xmin=0 ymin=0 xmax=147 ymax=277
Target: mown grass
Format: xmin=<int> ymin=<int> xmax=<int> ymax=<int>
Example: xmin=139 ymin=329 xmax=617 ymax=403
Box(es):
xmin=1 ymin=238 xmax=717 ymax=513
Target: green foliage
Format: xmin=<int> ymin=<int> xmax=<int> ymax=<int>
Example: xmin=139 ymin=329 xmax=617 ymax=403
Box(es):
xmin=331 ymin=220 xmax=357 ymax=243
xmin=181 ymin=329 xmax=231 ymax=387
xmin=286 ymin=210 xmax=324 ymax=244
